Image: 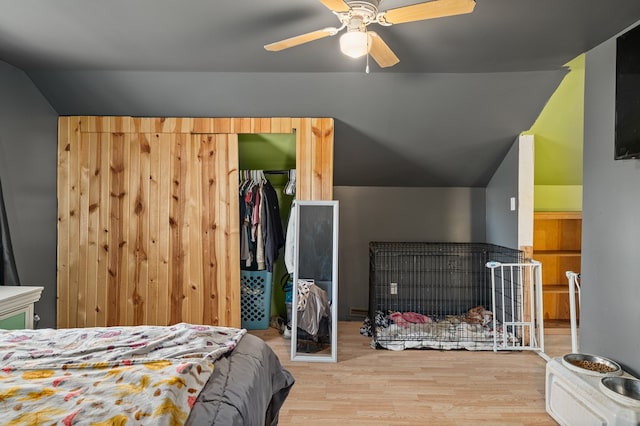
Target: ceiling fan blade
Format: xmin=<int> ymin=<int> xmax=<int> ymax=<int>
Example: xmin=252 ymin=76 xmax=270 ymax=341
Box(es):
xmin=381 ymin=0 xmax=476 ymax=25
xmin=368 ymin=32 xmax=399 ymax=68
xmin=264 ymin=27 xmax=339 ymax=51
xmin=318 ymin=0 xmax=350 ymax=12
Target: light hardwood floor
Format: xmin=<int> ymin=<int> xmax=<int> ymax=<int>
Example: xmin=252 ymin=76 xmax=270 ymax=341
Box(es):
xmin=250 ymin=321 xmax=571 ymax=425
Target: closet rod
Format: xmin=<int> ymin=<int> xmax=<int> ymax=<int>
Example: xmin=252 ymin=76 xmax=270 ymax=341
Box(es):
xmin=240 ymin=169 xmax=292 ymax=175
xmin=263 ymin=170 xmax=292 ymax=175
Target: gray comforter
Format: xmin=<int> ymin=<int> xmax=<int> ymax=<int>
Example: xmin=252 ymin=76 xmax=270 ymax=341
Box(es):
xmin=186 ymin=333 xmax=295 ymax=426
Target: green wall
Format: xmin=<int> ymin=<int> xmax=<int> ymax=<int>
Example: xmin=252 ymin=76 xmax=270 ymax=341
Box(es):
xmin=238 ymin=133 xmax=295 ymax=171
xmin=523 ymin=54 xmax=584 ymax=211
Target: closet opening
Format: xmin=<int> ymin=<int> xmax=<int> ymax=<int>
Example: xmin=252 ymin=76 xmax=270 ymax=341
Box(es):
xmin=238 ymin=133 xmax=296 ymax=331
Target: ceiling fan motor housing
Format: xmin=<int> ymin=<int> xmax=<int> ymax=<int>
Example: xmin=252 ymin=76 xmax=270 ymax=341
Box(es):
xmin=341 ymin=0 xmax=381 ymax=28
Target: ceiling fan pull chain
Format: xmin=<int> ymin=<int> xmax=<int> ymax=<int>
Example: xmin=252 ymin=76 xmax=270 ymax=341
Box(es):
xmin=365 ymin=28 xmax=370 ymax=74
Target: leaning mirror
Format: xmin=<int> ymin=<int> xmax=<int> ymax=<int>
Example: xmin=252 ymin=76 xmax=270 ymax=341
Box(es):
xmin=291 ymin=200 xmax=338 ymax=362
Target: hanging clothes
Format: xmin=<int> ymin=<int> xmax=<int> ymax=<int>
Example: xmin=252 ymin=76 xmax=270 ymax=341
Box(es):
xmin=261 ymin=178 xmax=285 ymax=272
xmin=284 ymin=199 xmax=296 ymax=275
xmin=283 ymin=169 xmax=296 ymax=274
xmin=239 ymin=171 xmax=285 ymax=272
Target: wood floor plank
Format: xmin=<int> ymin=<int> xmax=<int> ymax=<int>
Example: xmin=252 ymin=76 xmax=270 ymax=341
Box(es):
xmin=250 ymin=321 xmax=568 ymax=425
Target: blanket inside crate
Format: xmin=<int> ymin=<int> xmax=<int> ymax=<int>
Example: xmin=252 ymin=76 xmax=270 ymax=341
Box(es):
xmin=361 ymin=307 xmax=519 ymax=351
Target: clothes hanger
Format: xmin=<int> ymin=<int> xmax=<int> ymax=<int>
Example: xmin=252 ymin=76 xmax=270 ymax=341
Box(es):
xmin=240 ymin=170 xmax=250 ymax=192
xmin=243 ymin=170 xmax=255 ymax=193
xmin=239 ymin=170 xmax=245 ymax=191
xmin=285 ymin=169 xmax=296 ymax=195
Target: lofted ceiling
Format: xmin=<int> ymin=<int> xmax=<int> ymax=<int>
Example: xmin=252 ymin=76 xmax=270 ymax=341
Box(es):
xmin=1 ymin=0 xmax=640 ymax=186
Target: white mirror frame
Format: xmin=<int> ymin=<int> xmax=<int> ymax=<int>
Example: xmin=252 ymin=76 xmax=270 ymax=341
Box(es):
xmin=290 ymin=200 xmax=339 ymax=362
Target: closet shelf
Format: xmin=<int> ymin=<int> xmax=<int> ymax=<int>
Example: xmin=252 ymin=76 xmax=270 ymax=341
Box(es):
xmin=533 ymin=211 xmax=582 ymax=220
xmin=542 ymin=284 xmax=571 ymax=294
xmin=534 ymin=250 xmax=581 ymax=256
xmin=534 ymin=211 xmax=582 ymax=322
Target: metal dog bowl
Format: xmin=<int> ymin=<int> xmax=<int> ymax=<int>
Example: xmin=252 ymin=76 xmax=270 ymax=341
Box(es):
xmin=562 ymin=353 xmax=622 ymax=376
xmin=600 ymin=377 xmax=640 ymax=407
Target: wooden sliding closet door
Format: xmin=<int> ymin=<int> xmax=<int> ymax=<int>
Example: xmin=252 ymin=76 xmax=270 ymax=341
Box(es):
xmin=57 ymin=116 xmax=333 ymax=329
xmin=194 ymin=134 xmax=240 ymax=328
xmin=58 ymin=120 xmax=239 ymax=328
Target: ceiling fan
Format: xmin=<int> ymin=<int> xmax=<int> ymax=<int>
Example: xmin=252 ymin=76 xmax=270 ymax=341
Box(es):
xmin=264 ymin=0 xmax=476 ymax=69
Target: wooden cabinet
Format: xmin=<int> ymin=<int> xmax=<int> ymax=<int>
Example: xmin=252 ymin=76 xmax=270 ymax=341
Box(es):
xmin=533 ymin=212 xmax=581 ymax=322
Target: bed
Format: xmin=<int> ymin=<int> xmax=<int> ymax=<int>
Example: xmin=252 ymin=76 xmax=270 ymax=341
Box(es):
xmin=0 ymin=323 xmax=294 ymax=425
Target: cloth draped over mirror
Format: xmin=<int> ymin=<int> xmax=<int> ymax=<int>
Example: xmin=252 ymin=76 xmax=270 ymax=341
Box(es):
xmin=0 ymin=179 xmax=20 ymax=285
xmin=296 ymin=280 xmax=330 ymax=337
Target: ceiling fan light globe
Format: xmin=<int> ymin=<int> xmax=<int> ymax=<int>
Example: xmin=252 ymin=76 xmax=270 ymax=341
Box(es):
xmin=339 ymin=31 xmax=368 ymax=58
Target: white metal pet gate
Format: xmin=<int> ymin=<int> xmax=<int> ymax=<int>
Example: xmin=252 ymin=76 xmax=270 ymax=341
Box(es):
xmin=486 ymin=260 xmax=544 ymax=352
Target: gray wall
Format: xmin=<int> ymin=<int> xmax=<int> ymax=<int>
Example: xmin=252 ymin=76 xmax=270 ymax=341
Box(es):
xmin=334 ymin=186 xmax=486 ymax=320
xmin=27 ymin=70 xmax=565 ymax=187
xmin=0 ymin=65 xmax=534 ymax=329
xmin=485 ymin=138 xmax=519 ymax=249
xmin=0 ymin=63 xmax=493 ymax=328
xmin=582 ymin=23 xmax=640 ymax=376
xmin=0 ymin=61 xmax=58 ymax=328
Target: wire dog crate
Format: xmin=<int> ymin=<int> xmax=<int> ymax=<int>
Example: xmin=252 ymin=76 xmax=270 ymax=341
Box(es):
xmin=369 ymin=242 xmax=541 ymax=351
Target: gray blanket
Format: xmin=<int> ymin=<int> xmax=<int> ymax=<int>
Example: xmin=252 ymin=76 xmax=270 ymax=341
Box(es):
xmin=186 ymin=333 xmax=294 ymax=426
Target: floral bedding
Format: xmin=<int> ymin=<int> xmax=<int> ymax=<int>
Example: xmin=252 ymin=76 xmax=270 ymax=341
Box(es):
xmin=0 ymin=323 xmax=246 ymax=425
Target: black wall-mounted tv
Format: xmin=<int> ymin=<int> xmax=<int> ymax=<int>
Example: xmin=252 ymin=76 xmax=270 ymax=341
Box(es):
xmin=615 ymin=24 xmax=640 ymax=160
